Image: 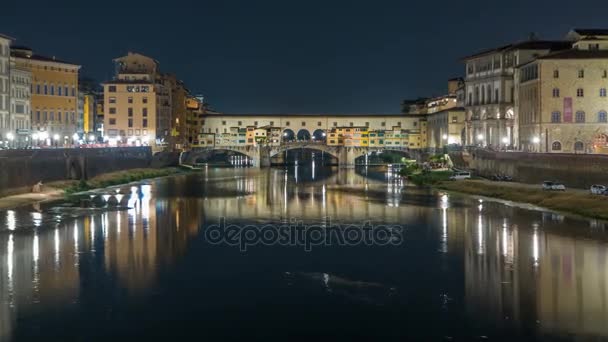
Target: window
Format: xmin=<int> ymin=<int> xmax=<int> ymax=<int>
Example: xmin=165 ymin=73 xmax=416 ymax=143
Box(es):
xmin=254 ymin=121 xmax=258 ymax=126
xmin=128 ymin=118 xmax=133 ymax=127
xmin=36 ymin=84 xmax=41 ymax=94
xmin=36 ymin=111 xmax=40 ymax=121
xmin=604 ymin=70 xmax=608 ymax=78
xmin=270 ymin=121 xmax=274 ymax=126
xmin=578 ymin=69 xmax=585 ymax=78
xmin=365 ymin=122 xmax=369 ymax=127
xmin=601 ymin=88 xmax=607 ymax=97
xmin=333 ymin=122 xmax=337 ymax=126
xmin=109 ymin=97 xmax=116 ymax=104
xmin=143 ymin=119 xmax=148 ymax=127
xmin=286 ymin=121 xmax=290 ymax=126
xmin=381 ymin=122 xmax=386 ymax=127
xmin=599 ymin=111 xmax=608 ymax=123
xmin=574 ymin=141 xmax=584 ymax=151
xmin=349 ymin=122 xmax=353 ymax=127
xmin=142 ymin=108 xmax=148 ymax=116
xmin=50 ymin=111 xmax=54 ymax=121
xmin=128 ymin=108 xmax=133 ymax=116
xmin=552 ymin=88 xmax=560 ymax=98
xmin=50 ymin=85 xmax=55 ymax=95
xmin=553 ymin=69 xmax=559 ymax=78
xmin=575 ymin=111 xmax=586 ymax=123
xmin=143 ymin=97 xmax=148 ymax=104
xmin=108 ymin=85 xmax=116 ymax=92
xmin=128 ymin=97 xmax=133 ymax=104
xmin=589 ymin=43 xmax=600 ymax=50
xmin=71 ymin=87 xmax=75 ymax=96
xmin=238 ymin=121 xmax=242 ymax=126
xmin=577 ymin=88 xmax=584 ymax=97
xmin=57 ymin=111 xmax=61 ymax=123
xmin=318 ymin=121 xmax=322 ymax=126
xmin=222 ymin=121 xmax=226 ymax=125
xmin=44 ymin=84 xmax=48 ymax=95
xmin=43 ymin=111 xmax=47 ymax=121
xmin=109 ymin=107 xmax=116 ymax=114
xmin=551 ymin=111 xmax=561 ymax=123
xmin=58 ymin=86 xmax=62 ymax=96
xmin=301 ymin=121 xmax=306 ymax=126
xmin=452 ymin=116 xmax=458 ymax=123
xmin=552 ymin=141 xmax=562 ymax=151
xmin=109 ymin=118 xmax=116 ymax=125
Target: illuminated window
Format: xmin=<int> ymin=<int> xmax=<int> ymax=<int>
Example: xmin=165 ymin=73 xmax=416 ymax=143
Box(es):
xmin=109 ymin=118 xmax=116 ymax=125
xmin=128 ymin=119 xmax=133 ymax=127
xmin=128 ymin=108 xmax=133 ymax=117
xmin=551 ymin=111 xmax=561 ymax=123
xmin=601 ymin=88 xmax=607 ymax=97
xmin=109 ymin=107 xmax=116 ymax=114
xmin=552 ymin=88 xmax=560 ymax=98
xmin=108 ymin=85 xmax=116 ymax=92
xmin=109 ymin=97 xmax=116 ymax=104
xmin=142 ymin=97 xmax=148 ymax=104
xmin=599 ymin=111 xmax=607 ymax=123
xmin=128 ymin=97 xmax=133 ymax=103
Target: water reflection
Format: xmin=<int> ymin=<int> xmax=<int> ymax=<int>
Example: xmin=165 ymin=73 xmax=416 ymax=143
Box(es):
xmin=0 ymin=167 xmax=607 ymax=339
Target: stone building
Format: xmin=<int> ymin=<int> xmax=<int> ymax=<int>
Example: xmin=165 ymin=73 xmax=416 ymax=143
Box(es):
xmin=463 ymin=40 xmax=570 ymax=149
xmin=0 ymin=34 xmax=11 ymax=145
xmin=9 ymin=55 xmax=31 ymax=147
xmin=517 ymin=29 xmax=608 ymax=153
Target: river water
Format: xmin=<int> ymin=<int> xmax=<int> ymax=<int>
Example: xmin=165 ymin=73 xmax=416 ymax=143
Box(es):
xmin=1 ymin=166 xmax=608 ymax=340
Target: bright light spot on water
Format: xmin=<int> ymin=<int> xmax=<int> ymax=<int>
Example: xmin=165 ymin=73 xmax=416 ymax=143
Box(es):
xmin=115 ymin=194 xmax=124 ymax=203
xmin=477 ymin=214 xmax=484 ymax=255
xmin=533 ymin=225 xmax=540 ymax=266
xmin=6 ymin=210 xmax=16 ymax=231
xmin=102 ymin=194 xmax=111 ymax=202
xmin=32 ymin=212 xmax=42 ymax=227
xmin=33 ymin=234 xmax=39 ymax=262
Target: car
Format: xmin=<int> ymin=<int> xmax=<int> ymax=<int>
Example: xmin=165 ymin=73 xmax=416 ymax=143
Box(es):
xmin=590 ymin=184 xmax=607 ymax=195
xmin=449 ymin=171 xmax=471 ymax=180
xmin=542 ymin=181 xmax=566 ymax=191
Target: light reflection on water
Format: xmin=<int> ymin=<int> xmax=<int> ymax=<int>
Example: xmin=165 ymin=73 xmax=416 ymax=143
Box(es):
xmin=0 ymin=167 xmax=607 ymax=339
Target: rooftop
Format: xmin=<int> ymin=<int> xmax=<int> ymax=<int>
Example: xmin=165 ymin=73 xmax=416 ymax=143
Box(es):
xmin=11 ymin=49 xmax=79 ymax=66
xmin=213 ymin=113 xmax=426 ymax=117
xmin=571 ymin=28 xmax=608 ymax=36
xmin=537 ymin=49 xmax=608 ymax=60
xmin=462 ymin=40 xmax=571 ymax=60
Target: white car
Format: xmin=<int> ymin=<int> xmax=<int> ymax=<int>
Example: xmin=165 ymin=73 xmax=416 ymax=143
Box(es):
xmin=590 ymin=184 xmax=607 ymax=195
xmin=542 ymin=181 xmax=566 ymax=191
xmin=449 ymin=171 xmax=471 ymax=180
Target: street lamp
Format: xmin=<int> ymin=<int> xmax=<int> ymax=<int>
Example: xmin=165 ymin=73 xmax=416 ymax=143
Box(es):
xmin=477 ymin=134 xmax=484 ymax=141
xmin=501 ymin=137 xmax=509 ymax=144
xmin=442 ymin=134 xmax=448 ymax=140
xmin=88 ymin=134 xmax=95 ymax=143
xmin=532 ymin=136 xmax=540 ymax=144
xmin=6 ymin=133 xmax=14 ymax=149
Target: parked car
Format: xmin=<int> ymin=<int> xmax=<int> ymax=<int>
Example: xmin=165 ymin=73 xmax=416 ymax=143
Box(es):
xmin=449 ymin=171 xmax=471 ymax=180
xmin=590 ymin=184 xmax=607 ymax=195
xmin=542 ymin=181 xmax=566 ymax=191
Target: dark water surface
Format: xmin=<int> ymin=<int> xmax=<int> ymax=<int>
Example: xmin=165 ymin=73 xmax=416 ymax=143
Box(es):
xmin=1 ymin=165 xmax=608 ymax=341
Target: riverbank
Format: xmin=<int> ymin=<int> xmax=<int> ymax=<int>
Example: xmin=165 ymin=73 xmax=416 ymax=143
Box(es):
xmin=0 ymin=167 xmax=186 ymax=210
xmin=437 ymin=179 xmax=608 ymax=220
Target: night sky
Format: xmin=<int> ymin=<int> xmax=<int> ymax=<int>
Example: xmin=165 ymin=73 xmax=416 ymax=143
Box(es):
xmin=3 ymin=0 xmax=608 ymax=113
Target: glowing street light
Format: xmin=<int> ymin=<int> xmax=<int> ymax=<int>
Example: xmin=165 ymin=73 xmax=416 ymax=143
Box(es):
xmin=39 ymin=131 xmax=48 ymax=140
xmin=502 ymin=137 xmax=509 ymax=144
xmin=442 ymin=134 xmax=448 ymax=140
xmin=477 ymin=134 xmax=484 ymax=141
xmin=72 ymin=133 xmax=79 ymax=141
xmin=88 ymin=134 xmax=95 ymax=142
xmin=532 ymin=136 xmax=540 ymax=144
xmin=6 ymin=132 xmax=14 ymax=141
xmin=32 ymin=133 xmax=39 ymax=141
xmin=53 ymin=134 xmax=60 ymax=141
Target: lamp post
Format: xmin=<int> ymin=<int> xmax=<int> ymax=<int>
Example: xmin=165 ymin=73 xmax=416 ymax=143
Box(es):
xmin=53 ymin=134 xmax=60 ymax=148
xmin=6 ymin=132 xmax=14 ymax=149
xmin=501 ymin=137 xmax=509 ymax=151
xmin=39 ymin=131 xmax=49 ymax=147
xmin=532 ymin=136 xmax=540 ymax=153
xmin=477 ymin=134 xmax=484 ymax=147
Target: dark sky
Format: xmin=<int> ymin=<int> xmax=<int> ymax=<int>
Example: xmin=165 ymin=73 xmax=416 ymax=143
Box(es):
xmin=3 ymin=0 xmax=608 ymax=113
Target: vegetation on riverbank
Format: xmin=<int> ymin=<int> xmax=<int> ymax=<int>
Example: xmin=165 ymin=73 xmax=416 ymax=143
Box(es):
xmin=64 ymin=167 xmax=183 ymax=194
xmin=438 ymin=180 xmax=608 ymax=220
xmin=407 ymin=170 xmax=453 ymax=186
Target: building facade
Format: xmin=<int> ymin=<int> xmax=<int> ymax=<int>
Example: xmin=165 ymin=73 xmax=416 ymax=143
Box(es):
xmin=12 ymin=47 xmax=80 ymax=146
xmin=0 ymin=34 xmax=11 ymax=144
xmin=517 ymin=30 xmax=608 ymax=153
xmin=463 ymin=40 xmax=570 ymax=149
xmin=9 ymin=56 xmax=31 ymax=147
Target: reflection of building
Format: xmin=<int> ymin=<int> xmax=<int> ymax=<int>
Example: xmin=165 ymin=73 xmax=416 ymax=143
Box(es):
xmin=463 ymin=40 xmax=570 ymax=148
xmin=12 ymin=46 xmax=81 ymax=146
xmin=517 ymin=29 xmax=608 ymax=153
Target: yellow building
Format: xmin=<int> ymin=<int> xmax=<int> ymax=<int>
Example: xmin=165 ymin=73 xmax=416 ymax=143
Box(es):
xmin=103 ymin=53 xmax=159 ymax=146
xmin=426 ymin=107 xmax=466 ymax=152
xmin=517 ymin=29 xmax=608 ymax=153
xmin=12 ymin=47 xmax=80 ymax=146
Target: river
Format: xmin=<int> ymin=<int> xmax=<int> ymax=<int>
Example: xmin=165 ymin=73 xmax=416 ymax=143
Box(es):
xmin=1 ymin=165 xmax=607 ymax=340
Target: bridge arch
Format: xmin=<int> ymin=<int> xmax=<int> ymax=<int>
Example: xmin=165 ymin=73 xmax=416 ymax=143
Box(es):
xmin=269 ymin=144 xmax=340 ymax=161
xmin=283 ymin=129 xmax=295 ymax=142
xmin=297 ymin=129 xmax=311 ymax=141
xmin=312 ymin=129 xmax=326 ymax=141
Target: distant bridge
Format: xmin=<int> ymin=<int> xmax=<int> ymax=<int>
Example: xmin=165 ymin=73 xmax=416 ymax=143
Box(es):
xmin=181 ymin=141 xmax=419 ymax=168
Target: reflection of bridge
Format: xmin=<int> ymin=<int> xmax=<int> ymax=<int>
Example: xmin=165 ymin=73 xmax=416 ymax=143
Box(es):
xmin=183 ymin=141 xmax=418 ymax=167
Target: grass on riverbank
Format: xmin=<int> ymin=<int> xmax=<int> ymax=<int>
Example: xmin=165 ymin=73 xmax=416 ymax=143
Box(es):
xmin=407 ymin=171 xmax=453 ymax=186
xmin=64 ymin=167 xmax=183 ymax=194
xmin=438 ymin=180 xmax=608 ymax=220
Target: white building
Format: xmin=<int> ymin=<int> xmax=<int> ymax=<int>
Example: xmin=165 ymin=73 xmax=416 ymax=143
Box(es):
xmin=0 ymin=34 xmax=12 ymax=145
xmin=463 ymin=40 xmax=570 ymax=148
xmin=9 ymin=57 xmax=31 ymax=147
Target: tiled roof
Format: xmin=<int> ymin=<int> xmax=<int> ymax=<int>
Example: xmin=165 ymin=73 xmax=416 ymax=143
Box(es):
xmin=537 ymin=49 xmax=608 ymax=59
xmin=462 ymin=40 xmax=571 ymax=60
xmin=572 ymin=29 xmax=608 ymax=36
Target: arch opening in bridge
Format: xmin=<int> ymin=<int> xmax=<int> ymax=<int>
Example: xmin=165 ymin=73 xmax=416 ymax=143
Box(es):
xmin=312 ymin=129 xmax=326 ymax=142
xmin=354 ymin=150 xmax=411 ymax=165
xmin=297 ymin=129 xmax=311 ymax=141
xmin=282 ymin=129 xmax=295 ymax=142
xmin=270 ymin=146 xmax=339 ymax=166
xmin=193 ymin=149 xmax=253 ymax=167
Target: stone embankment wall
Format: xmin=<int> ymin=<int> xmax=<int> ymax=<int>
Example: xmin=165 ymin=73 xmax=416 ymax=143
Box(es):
xmin=0 ymin=147 xmax=180 ymax=196
xmin=449 ymin=149 xmax=608 ymax=189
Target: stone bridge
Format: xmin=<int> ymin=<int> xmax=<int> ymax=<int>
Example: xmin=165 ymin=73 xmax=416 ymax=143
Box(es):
xmin=182 ymin=142 xmax=418 ymax=168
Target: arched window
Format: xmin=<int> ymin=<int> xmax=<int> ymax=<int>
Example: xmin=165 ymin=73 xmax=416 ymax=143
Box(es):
xmin=575 ymin=111 xmax=586 ymax=123
xmin=551 ymin=111 xmax=561 ymax=123
xmin=598 ymin=111 xmax=607 ymax=123
xmin=574 ymin=141 xmax=585 ymax=151
xmin=481 ymin=85 xmax=485 ymax=104
xmin=552 ymin=141 xmax=562 ymax=151
xmin=552 ymin=88 xmax=560 ymax=98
